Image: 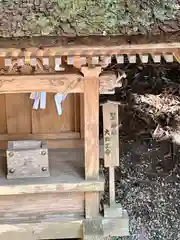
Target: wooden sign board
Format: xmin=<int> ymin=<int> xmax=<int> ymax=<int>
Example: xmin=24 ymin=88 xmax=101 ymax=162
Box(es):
xmin=102 ymin=102 xmax=119 ymax=167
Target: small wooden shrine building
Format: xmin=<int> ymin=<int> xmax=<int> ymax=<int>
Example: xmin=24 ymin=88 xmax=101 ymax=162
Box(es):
xmin=0 ymin=1 xmax=179 ymax=239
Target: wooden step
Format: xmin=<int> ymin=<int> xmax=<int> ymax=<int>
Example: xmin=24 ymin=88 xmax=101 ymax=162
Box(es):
xmin=0 ymin=192 xmax=84 ymax=221
xmin=0 ymin=210 xmax=129 ymax=240
xmin=0 ymin=149 xmax=104 ymax=195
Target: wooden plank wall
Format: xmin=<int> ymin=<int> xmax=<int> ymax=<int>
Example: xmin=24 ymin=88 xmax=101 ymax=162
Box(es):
xmin=0 ymin=93 xmax=80 ymax=149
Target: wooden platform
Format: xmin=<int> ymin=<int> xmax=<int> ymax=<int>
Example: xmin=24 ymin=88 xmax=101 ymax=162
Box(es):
xmin=0 ymin=210 xmax=129 ymax=240
xmin=0 ymin=149 xmax=104 ymax=195
xmin=0 ymin=148 xmax=129 ymax=239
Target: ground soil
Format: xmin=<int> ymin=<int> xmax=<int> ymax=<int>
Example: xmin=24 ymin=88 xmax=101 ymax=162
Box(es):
xmin=100 ymin=62 xmax=180 ymax=240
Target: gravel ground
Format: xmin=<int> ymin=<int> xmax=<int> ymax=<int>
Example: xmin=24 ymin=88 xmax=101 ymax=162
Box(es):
xmin=102 ymin=136 xmax=180 ymax=240
xmin=100 ymin=63 xmax=180 ymax=240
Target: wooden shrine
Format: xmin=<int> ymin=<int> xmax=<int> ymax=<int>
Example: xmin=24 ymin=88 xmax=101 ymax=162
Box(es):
xmin=0 ymin=34 xmax=179 ymax=239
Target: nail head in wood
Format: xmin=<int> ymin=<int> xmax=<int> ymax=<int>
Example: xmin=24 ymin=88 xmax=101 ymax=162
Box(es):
xmin=9 ymin=168 xmax=15 ymax=174
xmin=42 ymin=167 xmax=47 ymax=172
xmin=41 ymin=150 xmax=47 ymax=156
xmin=8 ymin=152 xmax=14 ymax=157
xmin=6 ymin=140 xmax=50 ymax=179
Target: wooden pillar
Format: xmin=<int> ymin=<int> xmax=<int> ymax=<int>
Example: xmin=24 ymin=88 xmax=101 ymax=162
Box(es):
xmin=81 ymin=66 xmax=101 ymax=219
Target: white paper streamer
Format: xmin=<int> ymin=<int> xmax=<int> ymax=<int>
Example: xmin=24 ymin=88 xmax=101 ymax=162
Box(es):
xmin=33 ymin=92 xmax=40 ymax=110
xmin=30 ymin=91 xmax=67 ymax=115
xmin=54 ymin=93 xmax=67 ymax=115
xmin=40 ymin=92 xmax=46 ymax=109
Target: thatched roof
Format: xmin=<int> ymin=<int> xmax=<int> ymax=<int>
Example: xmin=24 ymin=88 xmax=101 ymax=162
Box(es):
xmin=0 ymin=0 xmax=180 ymax=38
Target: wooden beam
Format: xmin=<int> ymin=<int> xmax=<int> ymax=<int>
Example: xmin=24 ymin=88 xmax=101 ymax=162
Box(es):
xmin=0 ymin=214 xmax=129 ymax=239
xmin=0 ymin=73 xmax=84 ymax=94
xmin=0 ymin=132 xmax=80 ymax=141
xmin=0 ymin=31 xmax=180 ymax=54
xmin=0 ymin=44 xmax=179 ymax=57
xmin=0 ymin=193 xmax=84 ymax=220
xmin=85 ymin=192 xmax=100 ymax=218
xmin=0 ymin=139 xmax=84 ymax=150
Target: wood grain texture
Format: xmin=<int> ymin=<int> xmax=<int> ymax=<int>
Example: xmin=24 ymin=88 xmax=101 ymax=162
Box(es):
xmin=0 ymin=132 xmax=80 ymax=141
xmin=8 ymin=140 xmax=42 ymax=149
xmin=32 ymin=93 xmax=75 ymax=133
xmin=103 ymin=103 xmax=119 ymax=167
xmin=0 ymin=57 xmax=7 ymax=134
xmin=103 ymin=203 xmax=123 ymax=218
xmin=74 ymin=93 xmax=80 ymax=132
xmin=0 ymin=41 xmax=180 ymax=57
xmin=0 ymin=220 xmax=83 ymax=240
xmin=0 ymin=192 xmax=84 ymax=220
xmin=0 ymin=74 xmax=83 ymax=94
xmin=0 ymin=34 xmax=180 ymax=48
xmin=103 ymin=210 xmax=129 ymax=237
xmin=6 ymin=141 xmax=50 ymax=179
xmin=82 ymin=67 xmax=101 ymax=180
xmin=0 ymin=139 xmax=84 ymax=150
xmin=109 ymin=167 xmax=115 ymax=205
xmin=104 ymin=168 xmax=123 ymax=218
xmin=0 ymin=58 xmax=7 ymax=145
xmin=0 ymin=149 xmax=104 ymax=195
xmin=0 ymin=212 xmax=129 ymax=239
xmin=83 ymin=219 xmax=104 ymax=240
xmin=6 ymin=93 xmax=31 ymax=134
xmin=0 ymin=95 xmax=7 ymax=134
xmin=85 ymin=192 xmax=100 ymax=218
xmin=82 ymin=67 xmax=101 ymax=219
xmin=80 ymin=93 xmax=84 ymax=139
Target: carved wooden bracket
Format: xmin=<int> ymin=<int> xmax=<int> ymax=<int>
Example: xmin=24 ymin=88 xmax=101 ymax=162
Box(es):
xmin=99 ymin=70 xmax=127 ymax=94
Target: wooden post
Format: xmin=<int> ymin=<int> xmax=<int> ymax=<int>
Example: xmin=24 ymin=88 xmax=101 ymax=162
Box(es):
xmin=102 ymin=101 xmax=122 ymax=218
xmin=81 ymin=66 xmax=101 ymax=220
xmin=83 ymin=219 xmax=104 ymax=240
xmin=82 ymin=66 xmax=101 ymax=180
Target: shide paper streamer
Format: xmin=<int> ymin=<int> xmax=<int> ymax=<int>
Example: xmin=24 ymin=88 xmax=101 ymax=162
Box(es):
xmin=30 ymin=92 xmax=67 ymax=116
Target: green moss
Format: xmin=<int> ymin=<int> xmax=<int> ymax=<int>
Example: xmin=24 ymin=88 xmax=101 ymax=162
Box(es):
xmin=0 ymin=0 xmax=179 ymax=37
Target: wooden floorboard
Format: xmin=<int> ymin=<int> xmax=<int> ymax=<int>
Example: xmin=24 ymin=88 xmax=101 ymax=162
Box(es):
xmin=0 ymin=149 xmax=104 ymax=195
